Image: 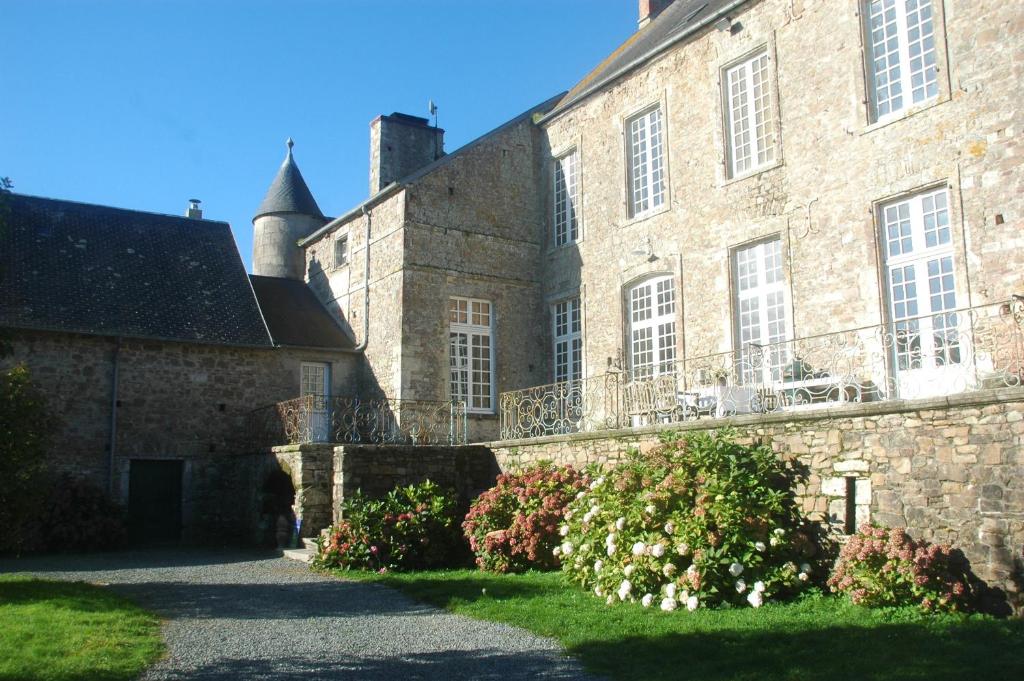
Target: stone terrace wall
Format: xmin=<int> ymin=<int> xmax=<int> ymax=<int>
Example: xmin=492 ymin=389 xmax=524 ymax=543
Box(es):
xmin=488 ymin=388 xmax=1024 ymax=610
xmin=332 ymin=445 xmax=499 ymax=524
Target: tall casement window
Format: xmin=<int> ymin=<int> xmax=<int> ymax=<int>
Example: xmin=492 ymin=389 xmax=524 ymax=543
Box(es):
xmin=732 ymin=238 xmax=789 ymax=383
xmin=626 ymin=106 xmax=666 ymax=218
xmin=880 ymin=188 xmax=959 ymax=376
xmin=627 ymin=276 xmax=676 ymax=379
xmin=449 ymin=297 xmax=494 ymax=413
xmin=553 ymin=149 xmax=580 ymax=247
xmin=865 ymin=0 xmax=939 ymax=121
xmin=334 ymin=234 xmax=349 ymax=268
xmin=552 ymin=297 xmax=582 ymax=383
xmin=724 ymin=49 xmax=776 ymax=178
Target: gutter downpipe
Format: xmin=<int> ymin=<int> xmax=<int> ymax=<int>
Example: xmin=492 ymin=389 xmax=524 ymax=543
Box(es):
xmin=355 ymin=205 xmax=372 ymax=352
xmin=108 ymin=336 xmax=121 ymax=497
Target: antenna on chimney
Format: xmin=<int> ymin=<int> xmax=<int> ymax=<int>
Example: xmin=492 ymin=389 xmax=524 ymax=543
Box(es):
xmin=428 ymin=99 xmax=440 ymax=160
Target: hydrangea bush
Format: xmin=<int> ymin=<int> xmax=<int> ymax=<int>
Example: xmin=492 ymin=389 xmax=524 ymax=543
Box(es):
xmin=463 ymin=462 xmax=589 ymax=573
xmin=314 ymin=480 xmax=464 ymax=572
xmin=827 ymin=524 xmax=973 ymax=612
xmin=559 ymin=429 xmax=822 ymax=611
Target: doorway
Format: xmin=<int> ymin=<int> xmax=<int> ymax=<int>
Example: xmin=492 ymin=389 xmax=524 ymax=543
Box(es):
xmin=128 ymin=459 xmax=184 ymax=544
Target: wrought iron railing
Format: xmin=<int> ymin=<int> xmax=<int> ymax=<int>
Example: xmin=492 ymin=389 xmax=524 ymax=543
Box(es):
xmin=249 ymin=397 xmax=468 ymax=447
xmin=499 ymin=298 xmax=1024 ymax=440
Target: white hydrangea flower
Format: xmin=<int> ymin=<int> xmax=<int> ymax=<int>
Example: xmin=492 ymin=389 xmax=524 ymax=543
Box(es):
xmin=589 ymin=479 xmax=600 ymax=490
xmin=728 ymin=563 xmax=744 ymax=577
xmin=553 ymin=546 xmax=561 ymax=557
xmin=686 ymin=595 xmax=699 ymax=611
xmin=576 ymin=491 xmax=586 ymax=500
xmin=561 ymin=542 xmax=574 ymax=556
xmin=607 ymin=543 xmax=617 ymax=557
xmin=632 ymin=542 xmax=646 ymax=556
xmin=596 ymin=476 xmax=606 ymax=485
xmin=593 ymin=559 xmax=603 ymax=573
xmin=665 ymin=583 xmax=677 ymax=599
xmin=594 ymin=586 xmax=603 ymax=597
xmin=660 ymin=597 xmax=677 ymax=612
xmin=773 ymin=527 xmax=785 ymax=536
xmin=769 ymin=535 xmax=781 ymax=547
xmin=624 ymin=564 xmax=635 ymax=578
xmin=686 ymin=564 xmax=698 ymax=578
xmin=583 ymin=511 xmax=593 ymax=524
xmin=590 ymin=505 xmax=600 ymax=515
xmin=662 ymin=563 xmax=676 ymax=578
xmin=645 ymin=504 xmax=656 ymax=514
xmin=618 ymin=580 xmax=632 ymax=597
xmin=676 ymin=543 xmax=689 ymax=556
xmin=753 ymin=581 xmax=765 ymax=593
xmin=606 ymin=533 xmax=616 ymax=546
xmin=559 ymin=525 xmax=570 ymax=537
xmin=664 ymin=521 xmax=676 ymax=535
xmin=651 ymin=543 xmax=666 ymax=558
xmin=800 ymin=563 xmax=811 ymax=574
xmin=641 ymin=593 xmax=654 ymax=608
xmin=564 ymin=510 xmax=574 ymax=520
xmin=747 ymin=590 xmax=763 ymax=608
xmin=735 ymin=579 xmax=747 ymax=593
xmin=798 ymin=572 xmax=809 ymax=582
xmin=580 ymin=544 xmax=591 ymax=554
xmin=755 ymin=541 xmax=766 ymax=552
xmin=615 ymin=517 xmax=626 ymax=531
xmin=606 ymin=594 xmax=615 ymax=606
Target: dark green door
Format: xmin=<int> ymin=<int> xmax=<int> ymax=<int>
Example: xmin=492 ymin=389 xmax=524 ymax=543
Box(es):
xmin=128 ymin=459 xmax=183 ymax=544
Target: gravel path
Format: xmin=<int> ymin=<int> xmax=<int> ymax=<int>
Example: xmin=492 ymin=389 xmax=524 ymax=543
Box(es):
xmin=0 ymin=549 xmax=598 ymax=680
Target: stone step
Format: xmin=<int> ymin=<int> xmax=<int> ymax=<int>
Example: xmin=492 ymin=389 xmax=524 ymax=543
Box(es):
xmin=282 ymin=548 xmax=315 ymax=563
xmin=302 ymin=537 xmax=318 ymax=551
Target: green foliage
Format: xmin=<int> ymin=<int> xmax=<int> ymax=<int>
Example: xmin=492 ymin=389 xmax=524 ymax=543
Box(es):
xmin=828 ymin=524 xmax=975 ymax=613
xmin=0 ymin=576 xmax=163 ymax=681
xmin=313 ymin=480 xmax=466 ymax=572
xmin=36 ymin=475 xmax=127 ymax=552
xmin=560 ymin=429 xmax=824 ymax=610
xmin=0 ymin=365 xmax=49 ymax=554
xmin=347 ymin=569 xmax=1024 ymax=681
xmin=462 ymin=462 xmax=589 ymax=573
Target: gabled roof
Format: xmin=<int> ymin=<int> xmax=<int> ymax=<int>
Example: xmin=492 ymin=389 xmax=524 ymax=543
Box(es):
xmin=253 ymin=139 xmax=325 ymax=221
xmin=543 ymin=0 xmax=745 ymax=122
xmin=249 ymin=275 xmax=355 ymax=350
xmin=0 ymin=193 xmax=273 ymax=347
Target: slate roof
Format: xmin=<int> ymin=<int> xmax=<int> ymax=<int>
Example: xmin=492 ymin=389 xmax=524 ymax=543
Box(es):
xmin=254 ymin=140 xmax=325 ymax=221
xmin=249 ymin=275 xmax=355 ymax=349
xmin=0 ymin=193 xmax=273 ymax=346
xmin=546 ymin=0 xmax=742 ymax=120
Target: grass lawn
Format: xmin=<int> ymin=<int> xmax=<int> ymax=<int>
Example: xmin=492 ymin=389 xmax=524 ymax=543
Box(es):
xmin=340 ymin=568 xmax=1024 ymax=681
xmin=0 ymin=575 xmax=163 ymax=681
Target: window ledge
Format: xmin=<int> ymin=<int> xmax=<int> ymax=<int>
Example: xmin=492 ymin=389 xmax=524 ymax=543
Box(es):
xmin=625 ymin=203 xmax=671 ymax=227
xmin=860 ymin=96 xmax=948 ymax=136
xmin=720 ymin=159 xmax=784 ymax=188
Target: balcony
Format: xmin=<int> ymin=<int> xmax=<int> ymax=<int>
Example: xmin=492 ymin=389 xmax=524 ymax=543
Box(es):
xmin=250 ymin=397 xmax=468 ymax=447
xmin=500 ymin=299 xmax=1024 ymax=441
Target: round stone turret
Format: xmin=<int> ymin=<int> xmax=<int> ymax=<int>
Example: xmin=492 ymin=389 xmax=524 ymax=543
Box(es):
xmin=252 ymin=139 xmax=327 ymax=279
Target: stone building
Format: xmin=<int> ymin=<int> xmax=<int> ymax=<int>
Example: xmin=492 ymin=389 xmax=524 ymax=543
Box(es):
xmin=2 ymin=0 xmax=1022 ymax=557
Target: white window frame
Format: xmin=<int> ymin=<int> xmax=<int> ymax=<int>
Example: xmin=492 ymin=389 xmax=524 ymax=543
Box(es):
xmin=300 ymin=362 xmax=331 ymax=442
xmin=864 ymin=0 xmax=940 ymax=123
xmin=334 ymin=234 xmax=349 ymax=268
xmin=732 ymin=238 xmax=791 ymax=384
xmin=626 ymin=275 xmax=677 ymax=380
xmin=553 ymin=148 xmax=580 ymax=247
xmin=723 ymin=48 xmax=777 ymax=178
xmin=552 ymin=297 xmax=582 ymax=384
xmin=625 ymin=105 xmax=666 ymax=219
xmin=879 ymin=187 xmax=960 ymax=376
xmin=449 ymin=297 xmax=495 ymax=414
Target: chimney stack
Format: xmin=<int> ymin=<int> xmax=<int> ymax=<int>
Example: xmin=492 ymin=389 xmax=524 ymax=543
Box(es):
xmin=369 ymin=113 xmax=445 ymax=196
xmin=186 ymin=198 xmax=203 ymax=219
xmin=638 ymin=0 xmax=674 ymax=29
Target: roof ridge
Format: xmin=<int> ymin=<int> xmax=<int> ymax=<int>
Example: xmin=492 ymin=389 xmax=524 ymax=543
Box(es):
xmin=9 ymin=192 xmax=231 ymax=227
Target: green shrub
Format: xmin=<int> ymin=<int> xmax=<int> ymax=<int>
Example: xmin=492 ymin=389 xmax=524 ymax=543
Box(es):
xmin=828 ymin=524 xmax=974 ymax=612
xmin=463 ymin=462 xmax=589 ymax=573
xmin=314 ymin=480 xmax=465 ymax=572
xmin=0 ymin=365 xmax=49 ymax=554
xmin=560 ymin=429 xmax=823 ymax=611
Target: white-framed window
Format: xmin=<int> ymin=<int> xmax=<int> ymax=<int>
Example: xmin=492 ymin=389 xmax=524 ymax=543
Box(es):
xmin=865 ymin=0 xmax=939 ymax=122
xmin=880 ymin=188 xmax=959 ymax=372
xmin=626 ymin=106 xmax=666 ymax=218
xmin=732 ymin=238 xmax=790 ymax=384
xmin=552 ymin=297 xmax=582 ymax=383
xmin=300 ymin=362 xmax=331 ymax=442
xmin=334 ymin=235 xmax=349 ymax=268
xmin=449 ymin=297 xmax=494 ymax=413
xmin=627 ymin=276 xmax=676 ymax=379
xmin=724 ymin=49 xmax=776 ymax=177
xmin=553 ymin=148 xmax=580 ymax=247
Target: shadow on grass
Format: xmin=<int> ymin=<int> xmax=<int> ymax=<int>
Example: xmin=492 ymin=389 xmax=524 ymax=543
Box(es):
xmin=0 ymin=578 xmax=133 ymax=613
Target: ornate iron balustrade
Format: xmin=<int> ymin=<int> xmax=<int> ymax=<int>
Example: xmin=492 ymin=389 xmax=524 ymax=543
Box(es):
xmin=499 ymin=298 xmax=1024 ymax=439
xmin=249 ymin=397 xmax=468 ymax=447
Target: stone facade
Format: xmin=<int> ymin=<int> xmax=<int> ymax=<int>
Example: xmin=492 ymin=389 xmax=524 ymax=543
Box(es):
xmin=487 ymin=388 xmax=1024 ymax=610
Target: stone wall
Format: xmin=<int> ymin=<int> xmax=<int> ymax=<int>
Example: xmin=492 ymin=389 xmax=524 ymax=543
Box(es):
xmin=270 ymin=444 xmax=335 ymax=539
xmin=487 ymin=389 xmax=1024 ymax=609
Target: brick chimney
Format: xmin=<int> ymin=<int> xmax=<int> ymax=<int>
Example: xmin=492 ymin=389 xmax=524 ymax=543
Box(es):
xmin=369 ymin=113 xmax=445 ymax=196
xmin=638 ymin=0 xmax=674 ymax=29
xmin=186 ymin=198 xmax=203 ymax=219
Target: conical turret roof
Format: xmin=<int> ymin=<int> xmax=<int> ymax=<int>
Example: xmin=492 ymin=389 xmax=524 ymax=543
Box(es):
xmin=253 ymin=138 xmax=325 ymax=221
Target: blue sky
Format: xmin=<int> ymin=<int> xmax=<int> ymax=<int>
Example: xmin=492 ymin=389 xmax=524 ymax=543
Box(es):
xmin=1 ymin=0 xmax=636 ymax=270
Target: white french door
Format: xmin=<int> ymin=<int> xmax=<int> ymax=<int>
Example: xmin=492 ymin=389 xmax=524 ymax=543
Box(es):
xmin=300 ymin=362 xmax=331 ymax=442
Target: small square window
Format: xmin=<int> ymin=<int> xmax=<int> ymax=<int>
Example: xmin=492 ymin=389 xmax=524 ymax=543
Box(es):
xmin=334 ymin=235 xmax=349 ymax=268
